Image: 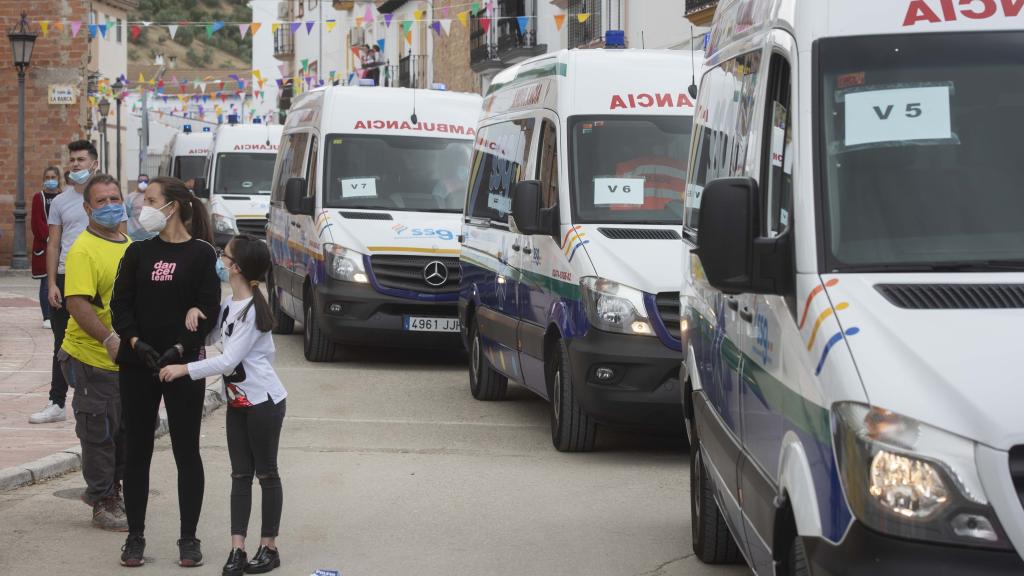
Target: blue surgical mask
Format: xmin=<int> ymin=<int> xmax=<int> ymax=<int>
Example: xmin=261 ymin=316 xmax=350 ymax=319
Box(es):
xmin=92 ymin=203 xmax=126 ymax=230
xmin=69 ymin=169 xmax=92 ymax=185
xmin=43 ymin=179 xmax=59 ymax=190
xmin=216 ymin=258 xmax=231 ymax=283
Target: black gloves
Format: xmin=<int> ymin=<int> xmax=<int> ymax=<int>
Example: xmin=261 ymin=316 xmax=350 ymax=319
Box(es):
xmin=133 ymin=340 xmax=161 ymax=371
xmin=158 ymin=345 xmax=183 ymax=368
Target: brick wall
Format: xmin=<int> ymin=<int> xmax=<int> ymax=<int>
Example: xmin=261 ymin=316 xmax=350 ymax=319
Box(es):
xmin=0 ymin=3 xmax=91 ymax=266
xmin=431 ymin=0 xmax=477 ymax=94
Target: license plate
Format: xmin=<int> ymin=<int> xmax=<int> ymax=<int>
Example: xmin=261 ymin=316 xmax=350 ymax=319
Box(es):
xmin=404 ymin=317 xmax=461 ymax=332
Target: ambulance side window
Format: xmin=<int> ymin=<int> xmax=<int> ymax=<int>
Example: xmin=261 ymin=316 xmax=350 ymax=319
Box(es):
xmin=272 ymin=133 xmax=310 ymax=201
xmin=466 ymin=119 xmax=536 ymax=224
xmin=536 ymin=119 xmax=559 ymax=209
xmin=761 ymin=54 xmax=793 ymax=238
xmin=305 ymin=136 xmax=318 ymax=199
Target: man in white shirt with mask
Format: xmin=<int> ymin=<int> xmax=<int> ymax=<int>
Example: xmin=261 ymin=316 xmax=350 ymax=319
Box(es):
xmin=30 ymin=140 xmax=105 ymax=424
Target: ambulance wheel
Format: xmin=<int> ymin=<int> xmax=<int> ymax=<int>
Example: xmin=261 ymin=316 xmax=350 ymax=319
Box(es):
xmin=468 ymin=319 xmax=507 ymax=401
xmin=303 ymin=296 xmax=335 ymax=362
xmin=548 ymin=338 xmax=596 ymax=452
xmin=268 ymin=272 xmax=294 ymax=335
xmin=787 ymin=536 xmax=811 ymax=576
xmin=691 ymin=417 xmax=742 ymax=564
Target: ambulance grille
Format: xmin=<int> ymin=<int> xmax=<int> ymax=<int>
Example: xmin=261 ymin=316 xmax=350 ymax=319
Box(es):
xmin=339 ymin=211 xmax=392 ymax=221
xmin=598 ymin=228 xmax=681 ymax=240
xmin=875 ymin=284 xmax=1024 ymax=309
xmin=369 ymin=255 xmax=461 ymax=295
xmin=1010 ymin=446 xmax=1024 ymax=511
xmin=236 ymin=218 xmax=267 ymax=239
xmin=655 ymin=292 xmax=682 ymax=341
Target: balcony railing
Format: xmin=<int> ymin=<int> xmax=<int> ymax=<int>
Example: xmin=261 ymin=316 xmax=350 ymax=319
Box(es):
xmin=273 ymin=27 xmax=294 ymax=59
xmin=398 ymin=54 xmax=429 ymax=89
xmin=568 ymin=0 xmax=602 ymax=48
xmin=470 ymin=1 xmax=546 ymax=73
xmin=685 ymin=0 xmax=719 ymax=15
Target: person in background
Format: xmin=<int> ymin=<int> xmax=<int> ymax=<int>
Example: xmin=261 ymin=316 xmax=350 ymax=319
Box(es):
xmin=161 ymin=235 xmax=287 ymax=576
xmin=29 ymin=140 xmax=99 ymax=425
xmin=126 ymin=174 xmax=155 ymax=241
xmin=58 ymin=173 xmax=131 ymax=531
xmin=32 ymin=166 xmax=63 ymax=329
xmin=111 ymin=176 xmax=221 ymax=568
xmin=369 ymin=45 xmax=382 ymax=85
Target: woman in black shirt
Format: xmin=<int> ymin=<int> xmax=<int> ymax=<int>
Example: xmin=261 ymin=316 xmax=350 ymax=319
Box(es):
xmin=111 ymin=177 xmax=221 ymax=568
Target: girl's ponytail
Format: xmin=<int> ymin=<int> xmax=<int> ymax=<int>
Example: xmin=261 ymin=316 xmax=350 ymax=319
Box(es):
xmin=228 ymin=234 xmax=274 ymax=332
xmin=188 ymin=194 xmax=215 ymax=245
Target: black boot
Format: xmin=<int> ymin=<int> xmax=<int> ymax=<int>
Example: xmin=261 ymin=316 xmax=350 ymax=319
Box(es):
xmin=245 ymin=545 xmax=280 ymax=574
xmin=222 ymin=548 xmax=247 ymax=576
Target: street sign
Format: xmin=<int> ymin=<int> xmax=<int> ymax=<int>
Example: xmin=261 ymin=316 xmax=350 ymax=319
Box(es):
xmin=48 ymin=85 xmax=77 ymax=105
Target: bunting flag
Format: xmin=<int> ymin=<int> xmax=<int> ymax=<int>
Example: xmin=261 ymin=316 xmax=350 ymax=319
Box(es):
xmin=440 ymin=19 xmax=452 ymax=35
xmin=376 ymin=38 xmax=385 ymax=51
xmin=250 ymin=22 xmax=262 ymax=35
xmin=130 ymin=25 xmax=142 ymax=40
xmin=431 ymin=21 xmax=442 ymax=36
xmin=384 ymin=13 xmax=393 ymax=28
xmin=238 ymin=23 xmax=249 ymax=38
xmin=554 ymin=14 xmax=566 ymax=31
xmin=363 ymin=4 xmax=375 ymax=23
xmin=207 ymin=20 xmax=225 ymax=38
xmin=87 ymin=24 xmax=97 ymax=38
xmin=405 ymin=29 xmax=413 ymax=44
xmin=305 ymin=21 xmax=315 ymax=35
xmin=167 ymin=24 xmax=179 ymax=39
xmin=325 ymin=20 xmax=337 ymax=33
xmin=442 ymin=6 xmax=450 ymax=18
xmin=53 ymin=21 xmax=64 ymax=32
xmin=471 ymin=2 xmax=481 ymax=14
xmin=271 ymin=22 xmax=281 ymax=34
xmin=138 ymin=72 xmax=146 ymax=83
xmin=414 ymin=9 xmax=424 ymax=22
xmin=480 ymin=18 xmax=491 ymax=33
xmin=577 ymin=13 xmax=591 ymax=23
xmin=277 ymin=63 xmax=288 ymax=77
xmin=350 ymin=46 xmax=361 ymax=57
xmin=457 ymin=11 xmax=469 ymax=27
xmin=98 ymin=24 xmax=107 ymax=39
xmin=289 ymin=21 xmax=301 ymax=34
xmin=516 ymin=16 xmax=528 ymax=34
xmin=40 ymin=21 xmax=50 ymax=37
xmin=401 ymin=20 xmax=413 ymax=34
xmin=301 ymin=58 xmax=309 ymax=72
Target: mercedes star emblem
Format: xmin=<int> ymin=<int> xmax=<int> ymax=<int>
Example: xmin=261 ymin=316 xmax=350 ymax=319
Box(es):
xmin=423 ymin=260 xmax=449 ymax=287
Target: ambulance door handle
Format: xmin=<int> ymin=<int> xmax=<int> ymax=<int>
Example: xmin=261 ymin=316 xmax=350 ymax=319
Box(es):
xmin=725 ymin=296 xmax=739 ymax=311
xmin=522 ymin=247 xmax=532 ymax=255
xmin=511 ymin=244 xmax=521 ymax=252
xmin=739 ymin=308 xmax=754 ymax=324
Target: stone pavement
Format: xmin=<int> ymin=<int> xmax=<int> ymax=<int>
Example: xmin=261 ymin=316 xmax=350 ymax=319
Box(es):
xmin=0 ymin=276 xmax=223 ymax=491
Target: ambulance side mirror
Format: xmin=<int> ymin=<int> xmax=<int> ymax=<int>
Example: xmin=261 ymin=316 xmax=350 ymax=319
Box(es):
xmin=192 ymin=178 xmax=208 ymax=199
xmin=694 ymin=177 xmax=792 ymax=296
xmin=511 ymin=180 xmax=545 ymax=236
xmin=284 ymin=177 xmax=313 ymax=216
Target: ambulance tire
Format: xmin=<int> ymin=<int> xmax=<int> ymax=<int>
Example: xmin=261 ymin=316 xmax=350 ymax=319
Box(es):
xmin=303 ymin=295 xmax=335 ymax=362
xmin=269 ymin=272 xmax=294 ymax=335
xmin=787 ymin=536 xmax=810 ymax=576
xmin=691 ymin=419 xmax=742 ymax=564
xmin=549 ymin=338 xmax=596 ymax=452
xmin=468 ymin=319 xmax=507 ymax=401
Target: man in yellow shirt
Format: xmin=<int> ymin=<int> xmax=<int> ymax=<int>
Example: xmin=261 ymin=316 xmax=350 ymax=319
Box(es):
xmin=59 ymin=174 xmax=131 ymax=531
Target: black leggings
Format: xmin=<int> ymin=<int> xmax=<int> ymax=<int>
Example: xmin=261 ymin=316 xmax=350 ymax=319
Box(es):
xmin=120 ymin=364 xmax=206 ymax=538
xmin=227 ymin=398 xmax=286 ymax=538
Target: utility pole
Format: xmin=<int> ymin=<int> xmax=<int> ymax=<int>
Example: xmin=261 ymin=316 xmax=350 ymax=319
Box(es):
xmin=139 ymin=54 xmax=173 ymax=173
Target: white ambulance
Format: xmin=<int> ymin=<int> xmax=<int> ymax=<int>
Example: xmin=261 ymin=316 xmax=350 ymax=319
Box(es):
xmin=459 ymin=49 xmax=699 ymax=452
xmin=266 ymin=86 xmax=481 ymax=361
xmin=683 ymin=0 xmax=1024 ymax=574
xmin=195 ymin=119 xmax=283 ymax=245
xmin=159 ymin=125 xmax=212 ymax=185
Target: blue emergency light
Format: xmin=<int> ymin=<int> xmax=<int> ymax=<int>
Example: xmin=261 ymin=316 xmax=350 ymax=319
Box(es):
xmin=254 ymin=117 xmax=262 ymax=124
xmin=227 ymin=114 xmax=239 ymax=125
xmin=605 ymin=30 xmax=626 ymax=48
xmin=183 ymin=124 xmax=192 ymax=133
xmin=202 ymin=127 xmax=211 ymax=132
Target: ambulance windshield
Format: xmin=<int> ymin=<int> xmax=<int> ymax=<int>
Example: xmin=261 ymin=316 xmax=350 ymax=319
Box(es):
xmin=324 ymin=134 xmax=473 ymax=213
xmin=213 ymin=153 xmax=276 ymax=195
xmin=570 ymin=115 xmax=692 ymax=225
xmin=174 ymin=156 xmax=205 ymax=183
xmin=820 ymin=32 xmax=1024 ymax=271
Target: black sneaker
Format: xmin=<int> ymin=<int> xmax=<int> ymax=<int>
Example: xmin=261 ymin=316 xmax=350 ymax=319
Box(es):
xmin=245 ymin=545 xmax=280 ymax=574
xmin=222 ymin=548 xmax=247 ymax=576
xmin=120 ymin=534 xmax=146 ymax=567
xmin=178 ymin=537 xmax=203 ymax=567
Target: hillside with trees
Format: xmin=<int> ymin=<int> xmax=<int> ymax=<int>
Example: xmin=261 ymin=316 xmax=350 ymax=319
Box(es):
xmin=129 ymin=0 xmax=252 ymax=69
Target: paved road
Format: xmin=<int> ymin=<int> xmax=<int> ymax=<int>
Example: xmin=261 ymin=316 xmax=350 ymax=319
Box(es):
xmin=0 ymin=276 xmax=751 ymax=575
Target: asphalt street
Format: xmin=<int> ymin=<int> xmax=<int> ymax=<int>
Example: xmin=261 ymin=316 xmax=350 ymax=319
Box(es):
xmin=0 ymin=277 xmax=751 ymax=576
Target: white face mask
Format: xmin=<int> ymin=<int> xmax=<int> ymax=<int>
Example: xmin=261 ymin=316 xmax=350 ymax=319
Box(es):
xmin=137 ymin=182 xmax=149 ymax=191
xmin=139 ymin=202 xmax=172 ymax=234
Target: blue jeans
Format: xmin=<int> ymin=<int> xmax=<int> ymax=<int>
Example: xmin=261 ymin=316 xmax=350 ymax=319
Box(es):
xmin=39 ymin=278 xmax=51 ymax=321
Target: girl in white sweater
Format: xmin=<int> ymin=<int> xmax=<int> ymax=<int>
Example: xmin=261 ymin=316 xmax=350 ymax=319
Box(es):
xmin=160 ymin=234 xmax=286 ymax=576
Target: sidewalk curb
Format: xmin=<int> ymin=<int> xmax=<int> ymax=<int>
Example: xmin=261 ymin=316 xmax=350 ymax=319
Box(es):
xmin=0 ymin=378 xmax=224 ymax=493
xmin=0 ymin=268 xmax=32 ymax=278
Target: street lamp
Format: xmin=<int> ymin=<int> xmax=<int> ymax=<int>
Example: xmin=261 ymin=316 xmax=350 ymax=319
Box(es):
xmin=112 ymin=80 xmax=124 ymax=184
xmin=8 ymin=12 xmax=37 ymax=270
xmin=98 ymin=98 xmax=111 ymax=174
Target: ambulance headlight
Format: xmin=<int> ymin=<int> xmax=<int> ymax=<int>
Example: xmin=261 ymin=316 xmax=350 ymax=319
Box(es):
xmin=324 ymin=244 xmax=368 ymax=283
xmin=833 ymin=403 xmax=1010 ymax=549
xmin=580 ymin=277 xmax=653 ymax=336
xmin=213 ymin=213 xmax=237 ymax=235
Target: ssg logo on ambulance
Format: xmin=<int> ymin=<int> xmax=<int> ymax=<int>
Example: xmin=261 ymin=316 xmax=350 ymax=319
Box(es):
xmin=904 ymin=0 xmax=1024 ymax=26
